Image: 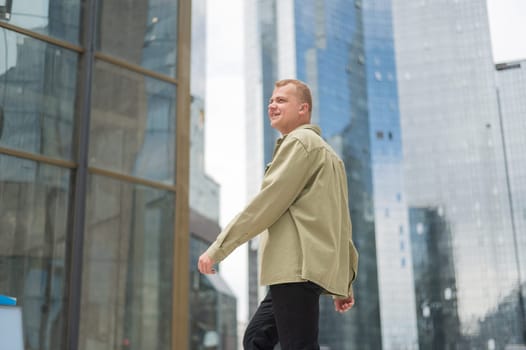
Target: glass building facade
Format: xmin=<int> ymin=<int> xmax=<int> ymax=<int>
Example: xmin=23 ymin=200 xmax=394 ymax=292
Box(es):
xmin=494 ymin=60 xmax=526 ymax=346
xmin=0 ymin=1 xmax=193 ymax=349
xmin=393 ymin=0 xmax=526 ymax=348
xmin=245 ymin=0 xmax=416 ymax=348
xmin=246 ymin=0 xmax=526 ymax=349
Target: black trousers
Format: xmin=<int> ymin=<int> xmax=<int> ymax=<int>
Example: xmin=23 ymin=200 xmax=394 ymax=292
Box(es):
xmin=243 ymin=282 xmax=323 ymax=350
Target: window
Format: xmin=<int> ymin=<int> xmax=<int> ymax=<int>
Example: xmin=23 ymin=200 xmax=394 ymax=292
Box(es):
xmin=0 ymin=0 xmax=12 ymax=20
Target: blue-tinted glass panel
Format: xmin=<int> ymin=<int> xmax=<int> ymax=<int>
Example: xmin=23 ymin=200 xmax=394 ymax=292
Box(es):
xmin=394 ymin=0 xmax=526 ymax=347
xmin=0 ymin=0 xmax=81 ymax=44
xmin=294 ymin=1 xmax=384 ymax=349
xmin=97 ymin=0 xmax=178 ymax=77
xmin=79 ymin=174 xmax=174 ymax=350
xmin=0 ymin=154 xmax=70 ymax=350
xmin=189 ymin=235 xmax=238 ymax=350
xmin=89 ymin=60 xmax=176 ymax=184
xmin=0 ymin=29 xmax=78 ymax=160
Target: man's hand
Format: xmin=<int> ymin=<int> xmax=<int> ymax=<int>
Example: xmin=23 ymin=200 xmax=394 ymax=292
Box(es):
xmin=198 ymin=252 xmax=216 ymax=274
xmin=334 ymin=296 xmax=355 ymax=313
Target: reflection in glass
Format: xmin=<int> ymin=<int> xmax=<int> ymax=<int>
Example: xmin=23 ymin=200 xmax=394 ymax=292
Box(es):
xmin=89 ymin=60 xmax=176 ymax=183
xmin=409 ymin=207 xmax=462 ymax=349
xmin=97 ymin=0 xmax=178 ymax=77
xmin=0 ymin=29 xmax=78 ymax=160
xmin=0 ymin=0 xmax=81 ymax=44
xmin=79 ymin=174 xmax=174 ymax=350
xmin=189 ymin=235 xmax=237 ymax=350
xmin=282 ymin=1 xmax=393 ymax=347
xmin=0 ymin=154 xmax=70 ymax=350
xmin=394 ymin=0 xmax=526 ymax=347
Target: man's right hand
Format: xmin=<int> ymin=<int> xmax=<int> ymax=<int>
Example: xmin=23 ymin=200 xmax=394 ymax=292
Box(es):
xmin=197 ymin=252 xmax=216 ymax=274
xmin=334 ymin=296 xmax=355 ymax=313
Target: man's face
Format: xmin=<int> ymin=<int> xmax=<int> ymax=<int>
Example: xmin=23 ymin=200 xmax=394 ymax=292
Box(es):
xmin=268 ymin=84 xmax=307 ymax=135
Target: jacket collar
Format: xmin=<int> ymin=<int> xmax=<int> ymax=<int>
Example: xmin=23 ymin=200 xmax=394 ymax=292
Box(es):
xmin=293 ymin=124 xmax=321 ymax=135
xmin=273 ymin=124 xmax=321 ymax=158
xmin=280 ymin=124 xmax=322 ymax=139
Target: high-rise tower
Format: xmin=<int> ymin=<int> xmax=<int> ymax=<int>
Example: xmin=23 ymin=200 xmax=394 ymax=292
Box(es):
xmin=393 ymin=0 xmax=526 ymax=346
xmin=245 ymin=0 xmax=418 ymax=348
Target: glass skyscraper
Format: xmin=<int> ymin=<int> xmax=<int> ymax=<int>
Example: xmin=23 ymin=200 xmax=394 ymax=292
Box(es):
xmin=494 ymin=59 xmax=526 ymax=346
xmin=246 ymin=0 xmax=526 ymax=349
xmin=393 ymin=0 xmax=526 ymax=347
xmin=245 ymin=0 xmax=417 ymax=348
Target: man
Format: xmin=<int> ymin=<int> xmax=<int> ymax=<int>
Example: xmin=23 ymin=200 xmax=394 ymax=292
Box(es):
xmin=198 ymin=79 xmax=358 ymax=350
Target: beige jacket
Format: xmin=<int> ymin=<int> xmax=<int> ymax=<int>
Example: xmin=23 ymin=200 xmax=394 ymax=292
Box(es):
xmin=206 ymin=124 xmax=358 ymax=297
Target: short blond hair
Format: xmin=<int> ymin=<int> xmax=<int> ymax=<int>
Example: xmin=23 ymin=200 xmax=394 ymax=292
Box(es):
xmin=275 ymin=79 xmax=313 ymax=112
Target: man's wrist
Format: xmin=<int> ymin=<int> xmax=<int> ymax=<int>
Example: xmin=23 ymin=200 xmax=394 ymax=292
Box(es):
xmin=205 ymin=242 xmax=226 ymax=263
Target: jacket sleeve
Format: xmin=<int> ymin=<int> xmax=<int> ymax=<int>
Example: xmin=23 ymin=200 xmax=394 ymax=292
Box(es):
xmin=348 ymin=240 xmax=359 ymax=298
xmin=206 ymin=137 xmax=316 ymax=262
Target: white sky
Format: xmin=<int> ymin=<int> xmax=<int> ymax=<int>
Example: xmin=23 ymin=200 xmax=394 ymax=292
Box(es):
xmin=204 ymin=0 xmax=526 ymax=324
xmin=204 ymin=0 xmax=249 ymax=323
xmin=487 ymin=0 xmax=526 ymax=62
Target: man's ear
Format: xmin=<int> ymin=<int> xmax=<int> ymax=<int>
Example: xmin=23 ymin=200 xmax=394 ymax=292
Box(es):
xmin=298 ymin=104 xmax=310 ymax=122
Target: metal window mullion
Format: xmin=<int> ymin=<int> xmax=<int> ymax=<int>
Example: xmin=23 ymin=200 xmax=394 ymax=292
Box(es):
xmin=172 ymin=0 xmax=192 ymax=349
xmin=94 ymin=52 xmax=179 ymax=85
xmin=0 ymin=21 xmax=84 ymax=53
xmin=0 ymin=146 xmax=77 ymax=168
xmin=65 ymin=0 xmax=98 ymax=349
xmin=88 ymin=166 xmax=177 ymax=192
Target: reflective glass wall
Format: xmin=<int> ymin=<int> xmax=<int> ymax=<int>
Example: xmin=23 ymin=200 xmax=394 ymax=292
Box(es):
xmin=0 ymin=0 xmax=191 ymax=349
xmin=496 ymin=61 xmax=526 ymax=299
xmin=294 ymin=0 xmax=388 ymax=348
xmin=393 ymin=0 xmax=526 ymax=347
xmin=247 ymin=0 xmax=402 ymax=348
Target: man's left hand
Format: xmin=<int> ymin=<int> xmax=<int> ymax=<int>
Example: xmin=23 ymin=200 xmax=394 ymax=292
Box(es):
xmin=198 ymin=252 xmax=216 ymax=274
